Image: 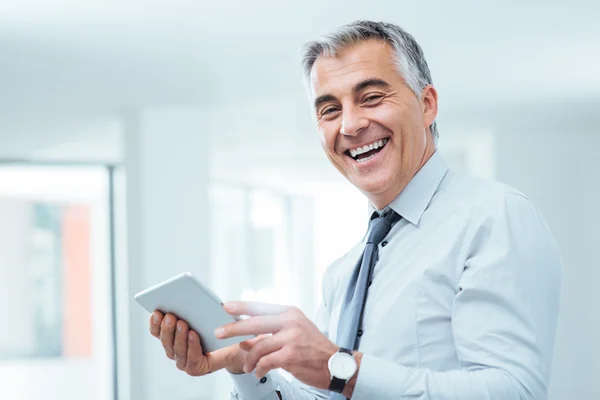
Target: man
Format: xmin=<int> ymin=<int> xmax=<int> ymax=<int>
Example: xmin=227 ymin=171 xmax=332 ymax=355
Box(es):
xmin=149 ymin=20 xmax=562 ymax=399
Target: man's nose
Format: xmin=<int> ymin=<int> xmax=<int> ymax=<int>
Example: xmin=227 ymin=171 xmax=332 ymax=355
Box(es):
xmin=340 ymin=105 xmax=369 ymax=137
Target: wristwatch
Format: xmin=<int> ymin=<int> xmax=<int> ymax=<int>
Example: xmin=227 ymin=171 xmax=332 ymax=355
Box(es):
xmin=327 ymin=347 xmax=358 ymax=394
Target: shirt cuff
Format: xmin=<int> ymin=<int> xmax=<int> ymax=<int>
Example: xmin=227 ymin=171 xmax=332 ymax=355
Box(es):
xmin=230 ymin=371 xmax=279 ymax=399
xmin=352 ymin=353 xmax=410 ymax=400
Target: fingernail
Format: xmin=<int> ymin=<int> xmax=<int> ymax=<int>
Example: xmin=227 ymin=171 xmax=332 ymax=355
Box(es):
xmin=224 ymin=302 xmax=236 ymax=312
xmin=165 ymin=316 xmax=172 ymax=326
xmin=214 ymin=327 xmax=224 ymax=338
xmin=153 ymin=314 xmax=160 ymax=323
xmin=177 ymin=324 xmax=182 ymax=333
xmin=188 ymin=332 xmax=194 ymax=341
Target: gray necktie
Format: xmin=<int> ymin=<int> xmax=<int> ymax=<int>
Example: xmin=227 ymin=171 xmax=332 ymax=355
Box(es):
xmin=330 ymin=208 xmax=400 ymax=400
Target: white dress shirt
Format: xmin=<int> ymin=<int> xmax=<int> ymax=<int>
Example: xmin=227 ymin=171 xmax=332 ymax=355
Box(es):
xmin=229 ymin=151 xmax=563 ymax=399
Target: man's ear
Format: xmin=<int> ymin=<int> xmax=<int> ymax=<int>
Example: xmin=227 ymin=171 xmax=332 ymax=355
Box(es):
xmin=421 ymin=85 xmax=438 ymax=130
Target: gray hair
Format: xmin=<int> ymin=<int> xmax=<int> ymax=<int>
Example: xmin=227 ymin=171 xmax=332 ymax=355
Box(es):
xmin=301 ymin=20 xmax=438 ymax=142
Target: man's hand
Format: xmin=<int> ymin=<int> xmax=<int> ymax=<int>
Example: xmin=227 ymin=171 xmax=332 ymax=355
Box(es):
xmin=149 ymin=311 xmax=257 ymax=376
xmin=215 ymin=302 xmax=340 ymax=390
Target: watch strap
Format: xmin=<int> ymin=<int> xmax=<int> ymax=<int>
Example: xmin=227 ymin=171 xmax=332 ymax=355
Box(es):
xmin=328 ymin=348 xmax=353 ymax=393
xmin=328 ymin=375 xmax=346 ymax=394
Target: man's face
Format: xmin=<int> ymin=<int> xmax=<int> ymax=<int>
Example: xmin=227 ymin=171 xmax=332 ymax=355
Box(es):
xmin=310 ymin=40 xmax=437 ymax=208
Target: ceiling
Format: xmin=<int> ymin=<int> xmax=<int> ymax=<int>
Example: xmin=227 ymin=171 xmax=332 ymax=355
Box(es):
xmin=1 ymin=0 xmax=598 ymax=113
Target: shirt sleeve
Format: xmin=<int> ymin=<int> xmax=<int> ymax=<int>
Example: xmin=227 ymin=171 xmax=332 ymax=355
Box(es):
xmin=229 ymin=372 xmax=280 ymax=400
xmin=351 ymin=193 xmax=563 ymax=400
xmin=229 ymin=370 xmax=329 ymax=400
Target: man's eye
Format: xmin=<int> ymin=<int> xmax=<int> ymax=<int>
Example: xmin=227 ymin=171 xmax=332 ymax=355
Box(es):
xmin=364 ymin=95 xmax=382 ymax=103
xmin=322 ymin=107 xmax=339 ymax=115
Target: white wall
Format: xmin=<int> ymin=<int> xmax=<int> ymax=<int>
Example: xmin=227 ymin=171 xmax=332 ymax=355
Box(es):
xmin=494 ymin=126 xmax=600 ymax=400
xmin=0 ymin=115 xmax=121 ymax=163
xmin=122 ymin=108 xmax=216 ymax=400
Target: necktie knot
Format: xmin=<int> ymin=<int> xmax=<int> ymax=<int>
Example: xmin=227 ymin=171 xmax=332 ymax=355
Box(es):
xmin=366 ymin=217 xmax=391 ymax=244
xmin=366 ymin=209 xmax=399 ymax=244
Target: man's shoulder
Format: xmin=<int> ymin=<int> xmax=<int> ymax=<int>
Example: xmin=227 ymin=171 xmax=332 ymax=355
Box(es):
xmin=441 ymin=170 xmax=535 ymax=215
xmin=439 ymin=171 xmax=559 ymax=259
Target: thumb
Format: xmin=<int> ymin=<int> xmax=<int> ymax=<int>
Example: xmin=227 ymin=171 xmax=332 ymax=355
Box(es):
xmin=204 ymin=344 xmax=242 ymax=373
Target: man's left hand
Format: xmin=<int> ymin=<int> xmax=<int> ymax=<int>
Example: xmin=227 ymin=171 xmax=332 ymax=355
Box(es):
xmin=215 ymin=301 xmax=339 ymax=390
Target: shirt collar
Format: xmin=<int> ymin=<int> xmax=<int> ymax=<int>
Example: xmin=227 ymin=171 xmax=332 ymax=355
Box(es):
xmin=369 ymin=151 xmax=449 ymax=226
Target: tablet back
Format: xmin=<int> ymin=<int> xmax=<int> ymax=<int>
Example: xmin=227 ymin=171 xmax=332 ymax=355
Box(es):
xmin=134 ymin=272 xmax=253 ymax=352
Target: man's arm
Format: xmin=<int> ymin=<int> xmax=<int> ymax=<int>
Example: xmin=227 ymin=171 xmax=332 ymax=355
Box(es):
xmin=344 ymin=193 xmax=563 ymax=399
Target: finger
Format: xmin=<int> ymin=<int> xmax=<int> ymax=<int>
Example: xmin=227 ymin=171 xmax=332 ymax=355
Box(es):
xmin=244 ymin=335 xmax=285 ymax=373
xmin=174 ymin=320 xmax=189 ymax=370
xmin=159 ymin=313 xmax=177 ymax=359
xmin=223 ymin=301 xmax=291 ymax=317
xmin=255 ymin=348 xmax=289 ymax=379
xmin=185 ymin=330 xmax=205 ymax=375
xmin=239 ymin=335 xmax=269 ymax=352
xmin=215 ymin=315 xmax=284 ymax=339
xmin=149 ymin=311 xmax=164 ymax=338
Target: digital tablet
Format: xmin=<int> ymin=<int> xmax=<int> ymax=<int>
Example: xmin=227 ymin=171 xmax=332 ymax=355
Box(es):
xmin=134 ymin=272 xmax=253 ymax=353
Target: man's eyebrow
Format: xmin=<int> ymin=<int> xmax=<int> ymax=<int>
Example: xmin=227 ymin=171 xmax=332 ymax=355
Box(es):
xmin=354 ymin=78 xmax=392 ymax=93
xmin=314 ymin=94 xmax=337 ymax=110
xmin=313 ymin=78 xmax=391 ymax=110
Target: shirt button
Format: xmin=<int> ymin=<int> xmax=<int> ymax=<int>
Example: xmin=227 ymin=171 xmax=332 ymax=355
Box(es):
xmin=357 ymin=329 xmax=363 ymax=337
xmin=381 ymin=241 xmax=388 ymax=247
xmin=260 ymin=376 xmax=267 ymax=384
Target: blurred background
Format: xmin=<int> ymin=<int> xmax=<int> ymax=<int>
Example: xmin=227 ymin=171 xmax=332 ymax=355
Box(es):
xmin=0 ymin=1 xmax=598 ymax=399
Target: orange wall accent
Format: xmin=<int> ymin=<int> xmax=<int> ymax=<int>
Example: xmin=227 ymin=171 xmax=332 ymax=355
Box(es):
xmin=62 ymin=205 xmax=92 ymax=357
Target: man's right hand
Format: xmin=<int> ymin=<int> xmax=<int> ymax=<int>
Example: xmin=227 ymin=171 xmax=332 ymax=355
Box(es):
xmin=149 ymin=311 xmax=249 ymax=376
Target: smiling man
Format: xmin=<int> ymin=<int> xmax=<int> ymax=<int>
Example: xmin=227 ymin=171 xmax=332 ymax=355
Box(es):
xmin=149 ymin=21 xmax=563 ymax=399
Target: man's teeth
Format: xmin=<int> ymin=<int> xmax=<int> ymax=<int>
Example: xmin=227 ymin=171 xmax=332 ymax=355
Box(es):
xmin=357 ymin=153 xmax=377 ymax=163
xmin=349 ymin=138 xmax=388 ymax=158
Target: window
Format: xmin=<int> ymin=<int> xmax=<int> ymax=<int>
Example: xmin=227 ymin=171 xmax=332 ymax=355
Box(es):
xmin=208 ymin=185 xmax=292 ymax=305
xmin=0 ymin=165 xmax=115 ymax=400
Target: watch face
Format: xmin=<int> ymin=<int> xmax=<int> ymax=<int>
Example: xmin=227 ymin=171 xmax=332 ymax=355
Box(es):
xmin=329 ymin=352 xmax=357 ymax=380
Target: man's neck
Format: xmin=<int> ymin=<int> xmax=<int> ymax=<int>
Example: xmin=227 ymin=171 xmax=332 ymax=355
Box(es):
xmin=369 ymin=147 xmax=436 ymax=210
